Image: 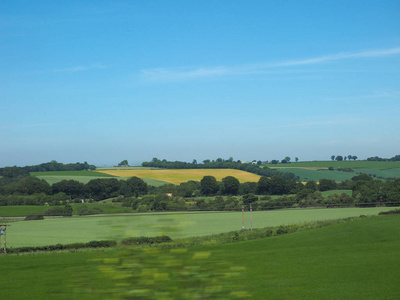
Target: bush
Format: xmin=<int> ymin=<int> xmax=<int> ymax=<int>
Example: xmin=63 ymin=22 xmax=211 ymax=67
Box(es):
xmin=44 ymin=205 xmax=73 ymax=216
xmin=25 ymin=213 xmax=44 ymax=220
xmin=7 ymin=240 xmax=118 ymax=254
xmin=121 ymin=236 xmax=172 ymax=246
xmin=76 ymin=205 xmax=103 ymax=215
xmin=86 ymin=240 xmax=117 ymax=248
xmin=379 ymin=209 xmax=400 ymax=215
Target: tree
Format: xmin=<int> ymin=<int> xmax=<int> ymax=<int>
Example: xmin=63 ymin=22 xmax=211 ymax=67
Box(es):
xmin=52 ymin=180 xmax=85 ymax=199
xmin=119 ymin=160 xmax=129 ymax=166
xmin=331 ymin=155 xmax=335 ymax=161
xmin=295 ymin=157 xmax=299 ymax=162
xmin=239 ymin=182 xmax=257 ymax=195
xmin=221 ymin=176 xmax=240 ymax=195
xmin=257 ymin=176 xmax=272 ymax=195
xmin=285 ymin=156 xmax=291 ymax=162
xmin=335 ymin=155 xmax=343 ymax=161
xmin=305 ymin=180 xmax=318 ymax=191
xmin=347 ymin=155 xmax=352 ymax=161
xmin=318 ymin=179 xmax=337 ymax=191
xmin=352 ymin=155 xmax=358 ymax=161
xmin=124 ymin=176 xmax=148 ymax=197
xmin=200 ymin=176 xmax=219 ymax=196
xmin=242 ymin=193 xmax=258 ymax=204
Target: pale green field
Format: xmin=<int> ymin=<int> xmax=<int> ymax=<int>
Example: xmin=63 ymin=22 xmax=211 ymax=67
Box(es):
xmin=5 ymin=207 xmax=397 ymax=247
xmin=270 ymin=160 xmax=400 ymax=169
xmin=36 ymin=175 xmax=169 ymax=186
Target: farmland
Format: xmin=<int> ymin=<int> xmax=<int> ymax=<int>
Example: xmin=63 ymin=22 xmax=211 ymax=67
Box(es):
xmin=1 ymin=214 xmax=399 ymax=299
xmin=97 ymin=168 xmax=262 ymax=185
xmin=269 ymin=160 xmax=400 ymax=181
xmin=270 ymin=160 xmax=400 ymax=169
xmin=4 ymin=206 xmax=397 ymax=248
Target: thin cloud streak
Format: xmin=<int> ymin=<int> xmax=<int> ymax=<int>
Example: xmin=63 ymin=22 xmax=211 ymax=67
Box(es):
xmin=53 ymin=63 xmax=109 ymax=73
xmin=140 ymin=47 xmax=400 ymax=82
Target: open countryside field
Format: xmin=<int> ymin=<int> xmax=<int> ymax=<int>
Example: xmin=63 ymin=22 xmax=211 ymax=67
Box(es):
xmin=1 ymin=214 xmax=399 ymax=299
xmin=4 ymin=207 xmax=397 ymax=247
xmin=97 ymin=168 xmax=262 ymax=185
xmin=278 ymin=168 xmax=356 ymax=182
xmin=31 ymin=170 xmax=169 ymax=186
xmin=31 ymin=170 xmax=115 ymax=177
xmin=270 ymin=160 xmax=400 ymax=169
xmin=269 ymin=160 xmax=400 ymax=181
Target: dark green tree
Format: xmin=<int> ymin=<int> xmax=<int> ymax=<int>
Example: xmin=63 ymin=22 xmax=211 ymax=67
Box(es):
xmin=257 ymin=176 xmax=272 ymax=195
xmin=124 ymin=176 xmax=148 ymax=197
xmin=221 ymin=176 xmax=240 ymax=195
xmin=200 ymin=176 xmax=219 ymax=196
xmin=119 ymin=160 xmax=129 ymax=166
xmin=318 ymin=179 xmax=337 ymax=191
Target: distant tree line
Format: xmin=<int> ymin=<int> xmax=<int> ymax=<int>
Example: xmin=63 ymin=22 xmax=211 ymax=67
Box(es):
xmin=0 ymin=176 xmax=148 ymax=205
xmin=366 ymin=155 xmax=400 ymax=162
xmin=330 ymin=155 xmax=358 ymax=161
xmin=0 ymin=160 xmax=96 ymax=178
xmin=142 ymin=158 xmax=299 ymax=181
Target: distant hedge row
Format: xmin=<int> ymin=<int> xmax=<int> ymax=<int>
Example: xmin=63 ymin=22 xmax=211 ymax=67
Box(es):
xmin=6 ymin=236 xmax=174 ymax=254
xmin=121 ymin=236 xmax=172 ymax=246
xmin=7 ymin=240 xmax=117 ymax=254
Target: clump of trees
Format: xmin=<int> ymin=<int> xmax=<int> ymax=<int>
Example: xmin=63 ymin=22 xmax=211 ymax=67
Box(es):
xmin=0 ymin=161 xmax=96 ymax=176
xmin=331 ymin=155 xmax=358 ymax=161
xmin=367 ymin=155 xmax=400 ymax=162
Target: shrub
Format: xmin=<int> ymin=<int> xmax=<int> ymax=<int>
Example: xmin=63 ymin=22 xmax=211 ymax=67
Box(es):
xmin=379 ymin=209 xmax=400 ymax=215
xmin=25 ymin=213 xmax=44 ymax=220
xmin=121 ymin=236 xmax=172 ymax=246
xmin=86 ymin=240 xmax=117 ymax=248
xmin=76 ymin=205 xmax=103 ymax=215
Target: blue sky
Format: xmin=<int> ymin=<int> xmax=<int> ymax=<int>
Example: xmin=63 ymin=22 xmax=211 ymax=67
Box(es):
xmin=1 ymin=1 xmax=399 ymax=167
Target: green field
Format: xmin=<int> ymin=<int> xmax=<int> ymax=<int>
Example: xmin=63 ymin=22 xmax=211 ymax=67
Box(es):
xmin=31 ymin=170 xmax=171 ymax=186
xmin=271 ymin=160 xmax=400 ymax=169
xmin=353 ymin=167 xmax=400 ymax=178
xmin=1 ymin=214 xmax=399 ymax=299
xmin=278 ymin=168 xmax=355 ymax=181
xmin=0 ymin=204 xmax=132 ymax=218
xmin=4 ymin=207 xmax=397 ymax=248
xmin=30 ymin=170 xmax=115 ymax=177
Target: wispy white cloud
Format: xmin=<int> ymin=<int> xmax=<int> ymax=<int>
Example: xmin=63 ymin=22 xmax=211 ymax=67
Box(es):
xmin=53 ymin=63 xmax=109 ymax=73
xmin=140 ymin=47 xmax=400 ymax=82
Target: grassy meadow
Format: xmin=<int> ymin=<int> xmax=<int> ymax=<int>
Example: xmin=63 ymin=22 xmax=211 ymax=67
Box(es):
xmin=270 ymin=160 xmax=400 ymax=169
xmin=97 ymin=168 xmax=262 ymax=184
xmin=4 ymin=207 xmax=398 ymax=248
xmin=1 ymin=214 xmax=399 ymax=299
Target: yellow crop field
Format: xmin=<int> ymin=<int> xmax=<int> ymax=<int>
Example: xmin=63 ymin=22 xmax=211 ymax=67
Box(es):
xmin=96 ymin=169 xmax=261 ymax=185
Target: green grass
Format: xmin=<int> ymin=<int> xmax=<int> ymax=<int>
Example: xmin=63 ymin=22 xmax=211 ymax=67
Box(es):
xmin=353 ymin=167 xmax=400 ymax=179
xmin=35 ymin=175 xmax=119 ymax=185
xmin=271 ymin=160 xmax=400 ymax=169
xmin=278 ymin=168 xmax=355 ymax=181
xmin=30 ymin=170 xmax=115 ymax=177
xmin=96 ymin=166 xmax=161 ymax=170
xmin=31 ymin=170 xmax=169 ymax=186
xmin=321 ymin=189 xmax=352 ymax=196
xmin=1 ymin=214 xmax=399 ymax=299
xmin=5 ymin=207 xmax=398 ymax=247
xmin=0 ymin=204 xmax=132 ymax=217
xmin=0 ymin=205 xmax=49 ymax=217
xmin=205 ymin=214 xmax=400 ymax=299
